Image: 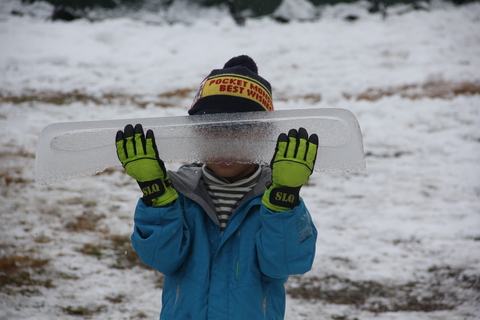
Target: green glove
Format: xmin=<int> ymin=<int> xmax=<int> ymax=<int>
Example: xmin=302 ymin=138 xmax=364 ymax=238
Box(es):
xmin=262 ymin=127 xmax=318 ymax=212
xmin=116 ymin=124 xmax=178 ymax=207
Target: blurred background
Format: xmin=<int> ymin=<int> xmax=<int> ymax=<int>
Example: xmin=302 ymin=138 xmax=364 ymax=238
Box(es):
xmin=1 ymin=0 xmax=479 ymax=319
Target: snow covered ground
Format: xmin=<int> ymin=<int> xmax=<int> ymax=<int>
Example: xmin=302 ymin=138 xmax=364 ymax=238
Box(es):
xmin=1 ymin=0 xmax=479 ymax=319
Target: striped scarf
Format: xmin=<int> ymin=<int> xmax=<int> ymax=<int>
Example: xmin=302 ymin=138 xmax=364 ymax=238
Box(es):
xmin=202 ymin=164 xmax=261 ymax=232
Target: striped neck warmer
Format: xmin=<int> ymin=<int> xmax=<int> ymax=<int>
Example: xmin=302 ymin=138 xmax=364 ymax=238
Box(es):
xmin=202 ymin=164 xmax=261 ymax=232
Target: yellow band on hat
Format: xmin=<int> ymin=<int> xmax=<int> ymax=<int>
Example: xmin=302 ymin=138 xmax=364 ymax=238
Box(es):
xmin=194 ymin=74 xmax=274 ymax=111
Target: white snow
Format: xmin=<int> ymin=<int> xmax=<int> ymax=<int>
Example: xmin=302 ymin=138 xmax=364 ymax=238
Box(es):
xmin=1 ymin=0 xmax=479 ymax=319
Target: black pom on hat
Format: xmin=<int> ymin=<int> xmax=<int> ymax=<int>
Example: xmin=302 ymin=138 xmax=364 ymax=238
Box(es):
xmin=223 ymin=55 xmax=258 ymax=74
xmin=189 ymin=55 xmax=273 ymax=115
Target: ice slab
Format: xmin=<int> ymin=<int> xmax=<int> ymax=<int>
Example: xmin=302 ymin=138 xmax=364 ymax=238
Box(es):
xmin=35 ymin=108 xmax=365 ymax=185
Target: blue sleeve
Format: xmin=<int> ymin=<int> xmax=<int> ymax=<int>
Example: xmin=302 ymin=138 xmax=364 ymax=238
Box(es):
xmin=131 ymin=198 xmax=191 ymax=275
xmin=255 ymin=199 xmax=317 ymax=278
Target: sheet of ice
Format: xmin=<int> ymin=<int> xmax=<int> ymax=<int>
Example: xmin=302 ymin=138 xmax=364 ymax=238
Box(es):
xmin=35 ymin=108 xmax=365 ymax=185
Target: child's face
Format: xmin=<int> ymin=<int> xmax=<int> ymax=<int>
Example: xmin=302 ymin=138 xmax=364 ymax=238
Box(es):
xmin=205 ymin=162 xmax=257 ymax=183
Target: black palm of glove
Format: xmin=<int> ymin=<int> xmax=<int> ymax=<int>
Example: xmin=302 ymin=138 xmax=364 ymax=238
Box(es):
xmin=115 ymin=124 xmax=178 ymax=207
xmin=262 ymin=127 xmax=318 ymax=212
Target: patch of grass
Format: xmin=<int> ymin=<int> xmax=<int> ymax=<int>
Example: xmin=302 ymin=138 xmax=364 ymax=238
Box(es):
xmin=1 ymin=270 xmax=53 ymax=289
xmin=0 ymin=254 xmax=50 ymax=276
xmin=331 ymin=315 xmax=359 ymax=320
xmin=105 ymin=293 xmax=126 ymax=304
xmin=365 ymin=150 xmax=411 ymax=159
xmin=76 ymin=234 xmax=147 ymax=270
xmin=0 ymin=254 xmax=54 ymax=296
xmin=343 ymin=80 xmax=480 ymax=101
xmin=61 ymin=304 xmax=107 ymax=316
xmin=427 ymin=265 xmax=480 ymax=292
xmin=288 ymin=274 xmax=388 ymax=307
xmin=158 ymin=88 xmax=194 ymax=99
xmin=78 ymin=243 xmax=105 ymax=258
xmin=0 ymin=154 xmax=34 ymax=185
xmin=131 ymin=311 xmax=149 ymax=319
xmin=108 ymin=234 xmax=144 ymax=269
xmin=0 ymin=88 xmax=196 ymax=108
xmin=0 ymin=173 xmax=29 ymax=186
xmin=64 ymin=210 xmax=106 ymax=232
xmin=56 ymin=271 xmax=80 ymax=280
xmin=276 ymin=93 xmax=322 ymax=103
xmin=287 ymin=266 xmax=478 ymax=313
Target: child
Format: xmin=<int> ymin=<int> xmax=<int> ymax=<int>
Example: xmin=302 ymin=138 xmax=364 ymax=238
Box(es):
xmin=115 ymin=55 xmax=318 ymax=320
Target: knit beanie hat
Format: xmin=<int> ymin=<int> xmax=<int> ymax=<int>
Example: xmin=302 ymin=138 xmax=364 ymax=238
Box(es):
xmin=188 ymin=55 xmax=274 ymax=115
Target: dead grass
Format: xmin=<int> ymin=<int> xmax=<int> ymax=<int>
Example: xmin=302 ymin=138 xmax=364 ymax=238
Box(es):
xmin=76 ymin=234 xmax=165 ymax=287
xmin=0 ymin=88 xmax=196 ymax=108
xmin=77 ymin=234 xmax=148 ymax=270
xmin=0 ymin=152 xmax=35 ymax=186
xmin=0 ymin=254 xmax=52 ymax=295
xmin=64 ymin=210 xmax=106 ymax=232
xmin=0 ymin=151 xmax=35 ymax=159
xmin=104 ymin=293 xmax=127 ymax=304
xmin=1 ymin=90 xmax=101 ymax=105
xmin=275 ymin=93 xmax=322 ymax=103
xmin=344 ymin=80 xmax=480 ymax=101
xmin=158 ymin=88 xmax=194 ymax=99
xmin=0 ymin=255 xmax=50 ymax=276
xmin=287 ymin=265 xmax=479 ymax=312
xmin=107 ymin=234 xmax=144 ymax=269
xmin=0 ymin=172 xmax=30 ymax=186
xmin=2 ymin=80 xmax=477 ymax=109
xmin=61 ymin=304 xmax=108 ymax=317
xmin=288 ymin=274 xmax=389 ymax=307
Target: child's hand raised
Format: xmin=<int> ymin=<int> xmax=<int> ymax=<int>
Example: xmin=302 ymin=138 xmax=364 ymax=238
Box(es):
xmin=116 ymin=124 xmax=178 ymax=207
xmin=262 ymin=128 xmax=318 ymax=212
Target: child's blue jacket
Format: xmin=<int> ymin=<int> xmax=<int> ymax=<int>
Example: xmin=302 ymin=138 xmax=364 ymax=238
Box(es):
xmin=131 ymin=165 xmax=317 ymax=320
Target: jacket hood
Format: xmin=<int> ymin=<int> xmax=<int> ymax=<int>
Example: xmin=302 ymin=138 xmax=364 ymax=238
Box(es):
xmin=168 ymin=164 xmax=271 ymax=226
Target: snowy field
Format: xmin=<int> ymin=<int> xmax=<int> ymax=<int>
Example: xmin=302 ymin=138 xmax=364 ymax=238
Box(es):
xmin=1 ymin=0 xmax=480 ymax=319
